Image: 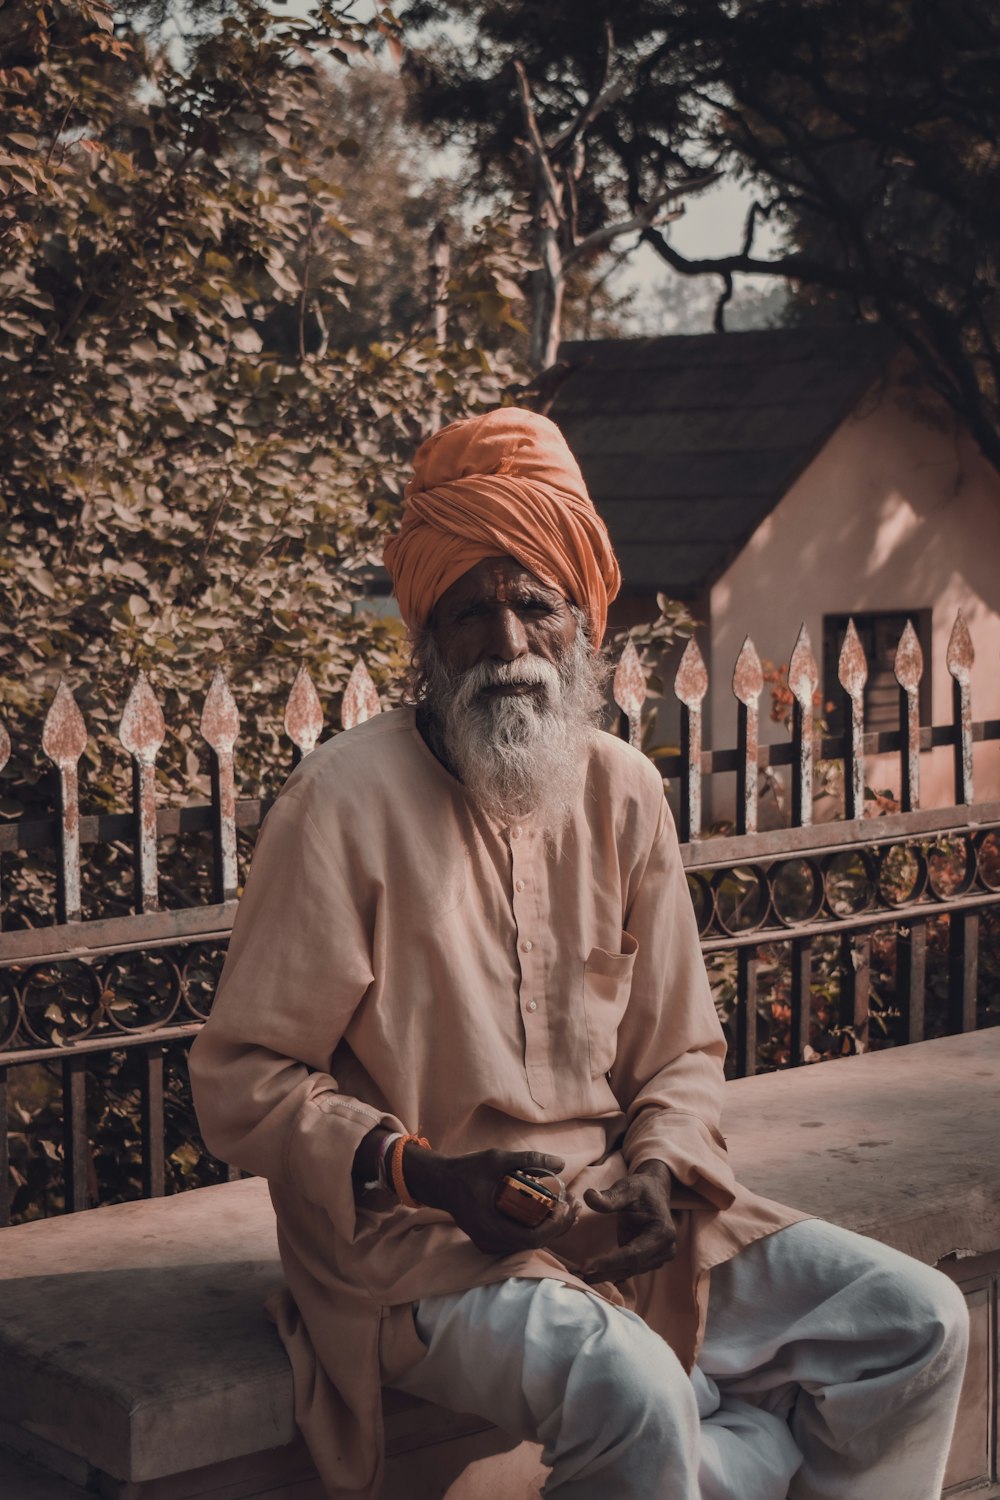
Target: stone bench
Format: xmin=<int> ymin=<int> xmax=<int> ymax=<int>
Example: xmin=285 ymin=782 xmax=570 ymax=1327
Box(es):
xmin=1 ymin=1029 xmax=998 ymax=1500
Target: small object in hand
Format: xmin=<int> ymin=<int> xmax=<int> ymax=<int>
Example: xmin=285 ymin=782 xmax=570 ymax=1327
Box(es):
xmin=495 ymin=1170 xmax=563 ymax=1227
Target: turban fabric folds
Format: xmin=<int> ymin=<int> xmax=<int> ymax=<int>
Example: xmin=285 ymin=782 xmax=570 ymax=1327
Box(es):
xmin=383 ymin=408 xmax=621 ymax=647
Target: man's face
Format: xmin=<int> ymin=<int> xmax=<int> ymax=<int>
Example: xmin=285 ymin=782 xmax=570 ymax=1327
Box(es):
xmin=418 ymin=555 xmax=600 ymax=824
xmin=429 ymin=556 xmax=579 ymax=682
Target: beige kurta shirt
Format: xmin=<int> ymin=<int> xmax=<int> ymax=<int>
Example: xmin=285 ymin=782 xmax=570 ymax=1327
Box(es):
xmin=189 ymin=706 xmax=802 ymax=1499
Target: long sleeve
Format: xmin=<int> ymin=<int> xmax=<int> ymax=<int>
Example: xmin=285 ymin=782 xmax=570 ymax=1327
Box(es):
xmin=610 ymin=788 xmax=737 ymax=1211
xmin=189 ymin=786 xmax=401 ymax=1242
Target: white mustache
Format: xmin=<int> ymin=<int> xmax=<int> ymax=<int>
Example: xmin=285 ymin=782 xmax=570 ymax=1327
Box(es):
xmin=461 ymin=657 xmax=561 ymax=694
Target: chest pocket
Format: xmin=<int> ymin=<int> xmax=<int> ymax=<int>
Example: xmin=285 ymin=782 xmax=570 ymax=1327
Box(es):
xmin=582 ymin=933 xmax=638 ymax=1077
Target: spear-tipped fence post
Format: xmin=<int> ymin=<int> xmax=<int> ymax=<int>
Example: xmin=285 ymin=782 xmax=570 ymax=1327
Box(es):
xmin=735 ymin=949 xmax=759 ymax=1078
xmin=41 ymin=682 xmax=88 ymax=923
xmin=944 ymin=616 xmax=978 ymax=1036
xmin=201 ymin=669 xmax=240 ymax=902
xmin=284 ymin=666 xmax=323 ymax=766
xmin=835 ymin=621 xmax=872 ymax=1050
xmin=342 ymin=658 xmax=381 ymax=731
xmin=839 ymin=932 xmax=871 ymax=1055
xmin=62 ymin=1052 xmax=88 ymax=1213
xmin=838 ymin=620 xmax=867 ymax=821
xmin=140 ymin=1044 xmax=166 ymax=1200
xmin=785 ymin=621 xmax=827 ymax=1068
xmin=789 ymin=626 xmax=818 ymax=828
xmin=613 ymin=640 xmax=646 ymax=752
xmin=674 ymin=637 xmax=708 ymax=842
xmin=894 ymin=620 xmax=923 ymax=813
xmin=0 ymin=716 xmax=10 ymax=926
xmin=732 ymin=637 xmax=763 ymax=836
xmin=789 ymin=935 xmax=814 ymax=1068
xmin=119 ymin=672 xmax=166 ymax=914
xmin=946 ymin=610 xmax=974 ymax=805
xmin=898 ymin=919 xmax=927 ymax=1045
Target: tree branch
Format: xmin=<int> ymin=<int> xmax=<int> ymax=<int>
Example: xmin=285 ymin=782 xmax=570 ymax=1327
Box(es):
xmin=548 ymin=21 xmax=624 ymax=161
xmin=640 ymin=221 xmax=877 ymax=298
xmin=513 ymin=60 xmax=562 ymax=214
xmin=740 ymin=198 xmax=772 ymax=258
xmin=567 ymin=174 xmax=716 ymax=267
xmin=561 ymin=156 xmax=580 ymax=247
xmin=713 ymin=271 xmax=733 ymax=332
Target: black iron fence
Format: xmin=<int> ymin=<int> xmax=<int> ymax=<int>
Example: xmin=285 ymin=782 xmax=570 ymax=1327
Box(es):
xmin=632 ymin=613 xmax=1000 ymax=1074
xmin=2 ymin=614 xmax=998 ymax=1225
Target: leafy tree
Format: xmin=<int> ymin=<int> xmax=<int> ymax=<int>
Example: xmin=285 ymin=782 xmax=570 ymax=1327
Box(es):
xmin=636 ymin=0 xmax=1000 ymax=469
xmin=402 ymin=2 xmax=710 ymax=369
xmin=0 ymin=0 xmax=533 ymax=1221
xmin=295 ymin=66 xmax=457 ymax=351
xmin=0 ymin=0 xmax=524 ymax=807
xmin=402 ymin=0 xmax=1000 ymax=466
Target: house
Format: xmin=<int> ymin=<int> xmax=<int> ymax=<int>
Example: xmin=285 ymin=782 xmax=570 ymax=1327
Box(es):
xmin=550 ymin=325 xmax=1000 ymax=813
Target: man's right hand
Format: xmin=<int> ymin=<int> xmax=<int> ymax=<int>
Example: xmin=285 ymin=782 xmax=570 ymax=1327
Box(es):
xmin=403 ymin=1144 xmax=577 ymax=1256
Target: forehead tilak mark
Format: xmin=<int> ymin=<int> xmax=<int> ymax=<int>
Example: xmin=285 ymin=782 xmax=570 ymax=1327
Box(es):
xmin=478 ymin=562 xmax=559 ymax=606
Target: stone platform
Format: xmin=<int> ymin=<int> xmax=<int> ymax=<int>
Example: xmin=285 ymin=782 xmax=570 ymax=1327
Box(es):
xmin=1 ymin=1029 xmax=998 ymax=1498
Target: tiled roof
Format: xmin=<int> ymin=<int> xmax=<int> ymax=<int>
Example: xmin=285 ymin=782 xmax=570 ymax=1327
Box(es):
xmin=552 ymin=324 xmax=897 ymax=595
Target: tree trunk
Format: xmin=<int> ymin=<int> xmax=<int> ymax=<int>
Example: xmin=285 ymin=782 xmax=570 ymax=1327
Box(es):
xmin=529 ymin=197 xmax=564 ymax=372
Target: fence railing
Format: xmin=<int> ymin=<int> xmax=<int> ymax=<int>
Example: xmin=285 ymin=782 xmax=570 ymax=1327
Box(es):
xmin=1 ymin=612 xmax=998 ymax=1225
xmin=626 ymin=612 xmax=1000 ymax=1078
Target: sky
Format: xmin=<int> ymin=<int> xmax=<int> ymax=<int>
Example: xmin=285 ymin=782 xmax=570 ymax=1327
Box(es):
xmin=608 ymin=175 xmax=786 ymax=332
xmin=374 ymin=0 xmax=788 ymax=330
xmin=267 ymin=0 xmax=789 ymax=333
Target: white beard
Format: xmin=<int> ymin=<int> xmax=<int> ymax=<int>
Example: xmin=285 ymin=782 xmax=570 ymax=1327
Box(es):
xmin=417 ymin=627 xmax=609 ymax=827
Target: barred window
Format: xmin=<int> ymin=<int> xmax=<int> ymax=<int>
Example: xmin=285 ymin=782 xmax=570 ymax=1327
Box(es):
xmin=822 ymin=611 xmax=932 ymax=734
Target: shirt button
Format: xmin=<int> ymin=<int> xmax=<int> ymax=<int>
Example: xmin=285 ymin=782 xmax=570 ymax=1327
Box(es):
xmin=515 ymin=879 xmax=525 ymax=893
xmin=521 ymin=939 xmax=533 ymax=952
xmin=510 ymin=826 xmax=522 ymax=840
xmin=526 ymin=1000 xmax=538 ymax=1013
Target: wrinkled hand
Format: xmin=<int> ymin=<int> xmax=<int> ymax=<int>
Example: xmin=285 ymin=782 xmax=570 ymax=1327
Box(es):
xmin=404 ymin=1145 xmax=577 ymax=1257
xmin=579 ymin=1159 xmax=677 ymax=1285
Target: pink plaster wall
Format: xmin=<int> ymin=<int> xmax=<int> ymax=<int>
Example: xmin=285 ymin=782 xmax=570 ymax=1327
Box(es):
xmin=707 ymin=365 xmax=1000 ymax=820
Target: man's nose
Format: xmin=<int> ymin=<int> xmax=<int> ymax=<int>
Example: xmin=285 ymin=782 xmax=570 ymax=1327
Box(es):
xmin=486 ymin=606 xmax=529 ymax=661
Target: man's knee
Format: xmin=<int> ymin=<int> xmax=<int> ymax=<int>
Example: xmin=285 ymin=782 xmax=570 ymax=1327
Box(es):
xmin=555 ymin=1301 xmax=699 ymax=1454
xmin=865 ymin=1254 xmax=969 ymax=1373
xmin=912 ymin=1264 xmax=969 ymax=1362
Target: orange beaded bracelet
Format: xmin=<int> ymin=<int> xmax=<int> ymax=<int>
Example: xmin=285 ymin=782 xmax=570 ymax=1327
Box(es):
xmin=390 ymin=1132 xmax=431 ymax=1207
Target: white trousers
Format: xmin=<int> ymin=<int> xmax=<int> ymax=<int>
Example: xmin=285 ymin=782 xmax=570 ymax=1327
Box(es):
xmin=390 ymin=1220 xmax=969 ymax=1500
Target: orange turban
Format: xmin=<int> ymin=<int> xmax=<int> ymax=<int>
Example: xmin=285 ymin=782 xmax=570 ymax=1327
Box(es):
xmin=383 ymin=407 xmax=621 ymax=646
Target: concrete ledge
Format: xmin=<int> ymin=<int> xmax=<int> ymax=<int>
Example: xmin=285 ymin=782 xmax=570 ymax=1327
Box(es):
xmin=0 ymin=1444 xmax=86 ymax=1500
xmin=722 ymin=1028 xmax=1000 ymax=1266
xmin=1 ymin=1030 xmax=998 ymax=1497
xmin=0 ymin=1181 xmax=292 ymax=1480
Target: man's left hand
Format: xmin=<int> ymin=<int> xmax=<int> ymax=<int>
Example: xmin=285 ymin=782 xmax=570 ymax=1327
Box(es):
xmin=578 ymin=1159 xmax=677 ymax=1285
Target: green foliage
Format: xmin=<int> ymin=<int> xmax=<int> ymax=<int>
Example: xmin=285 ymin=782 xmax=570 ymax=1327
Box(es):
xmin=402 ymin=1 xmax=713 ymax=365
xmin=708 ymin=898 xmax=1000 ymax=1076
xmin=666 ymin=0 xmax=1000 ymax=465
xmin=403 ymin=0 xmax=1000 ymax=462
xmin=0 ymin=0 xmax=526 ymax=813
xmin=7 ymin=1029 xmax=228 ymax=1221
xmin=0 ymin=0 xmax=533 ymax=1221
xmin=612 ymin=592 xmax=696 ymax=696
xmin=402 ymin=0 xmax=704 ymax=222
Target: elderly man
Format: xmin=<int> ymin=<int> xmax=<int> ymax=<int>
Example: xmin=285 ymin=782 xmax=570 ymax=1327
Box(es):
xmin=190 ymin=409 xmax=967 ymax=1500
